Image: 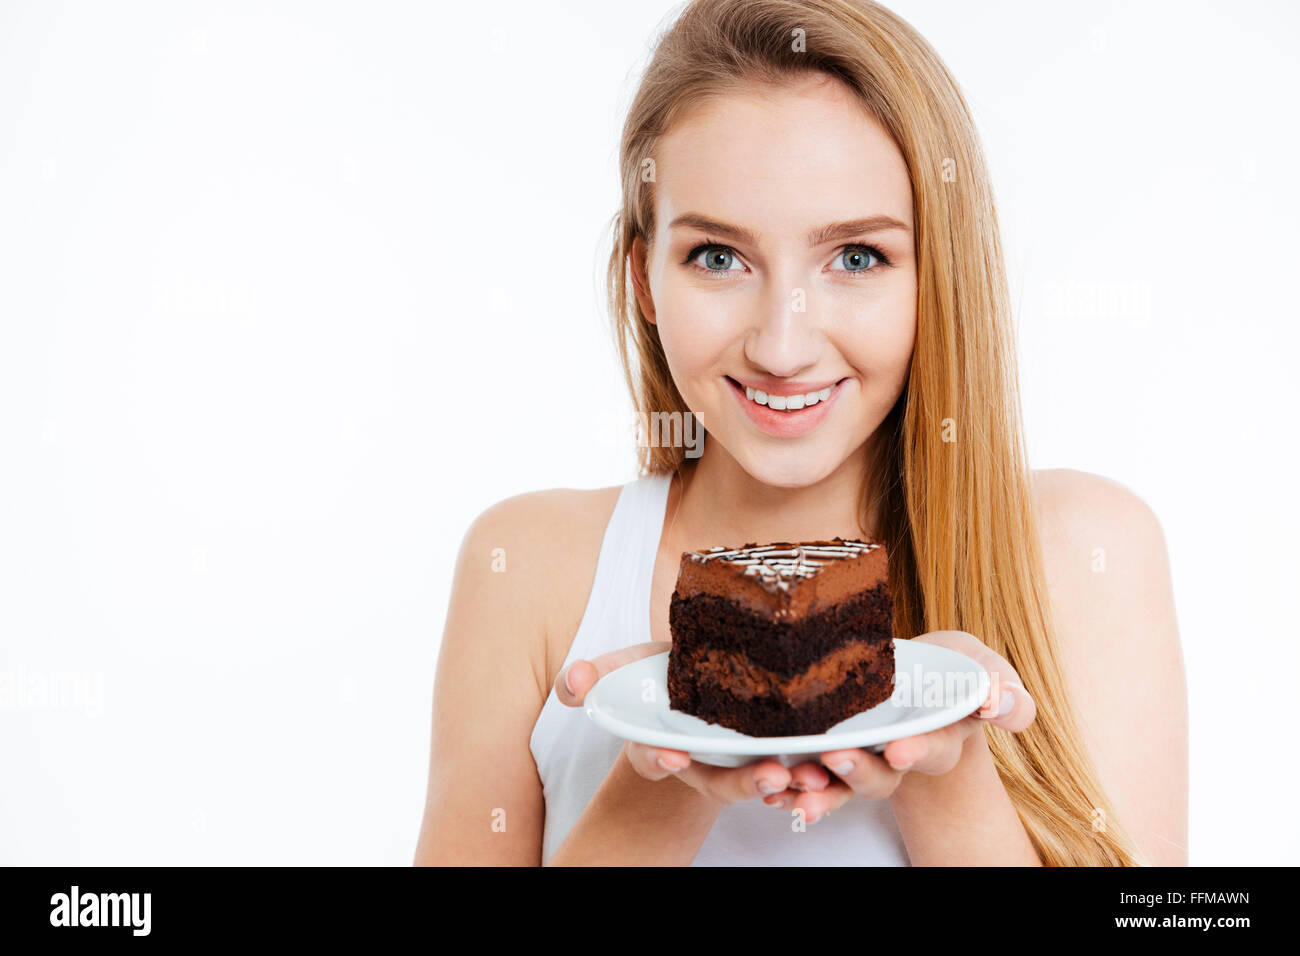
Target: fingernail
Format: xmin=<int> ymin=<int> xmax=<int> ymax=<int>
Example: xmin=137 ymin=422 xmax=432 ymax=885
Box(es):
xmin=562 ymin=664 xmax=576 ymax=696
xmin=831 ymin=760 xmax=855 ymax=775
xmin=888 ymin=760 xmax=913 ymax=772
xmin=978 ymin=686 xmax=1017 ymax=719
xmin=997 ymin=688 xmax=1015 ymax=717
xmin=657 ymin=756 xmax=686 ymax=772
xmin=757 ymin=778 xmax=782 ymax=794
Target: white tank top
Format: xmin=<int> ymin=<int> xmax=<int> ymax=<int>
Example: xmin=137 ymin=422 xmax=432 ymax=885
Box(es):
xmin=528 ymin=471 xmax=911 ymax=866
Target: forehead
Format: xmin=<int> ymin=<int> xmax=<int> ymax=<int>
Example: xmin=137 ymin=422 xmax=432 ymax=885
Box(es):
xmin=654 ymin=74 xmax=913 ymax=237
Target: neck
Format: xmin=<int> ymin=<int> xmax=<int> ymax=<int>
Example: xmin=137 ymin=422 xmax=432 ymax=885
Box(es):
xmin=670 ymin=436 xmax=881 ymax=549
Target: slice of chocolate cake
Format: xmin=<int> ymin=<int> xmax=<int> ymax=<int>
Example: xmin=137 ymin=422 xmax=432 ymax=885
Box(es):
xmin=666 ymin=539 xmax=894 ymax=737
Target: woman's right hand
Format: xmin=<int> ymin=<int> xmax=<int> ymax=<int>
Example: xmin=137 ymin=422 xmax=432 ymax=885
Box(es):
xmin=555 ymin=641 xmax=831 ymax=806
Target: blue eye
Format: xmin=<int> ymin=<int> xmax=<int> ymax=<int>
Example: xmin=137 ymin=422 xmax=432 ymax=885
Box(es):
xmin=831 ymin=245 xmax=884 ymax=272
xmin=688 ymin=244 xmax=744 ymax=272
xmin=682 ymin=240 xmax=891 ymax=277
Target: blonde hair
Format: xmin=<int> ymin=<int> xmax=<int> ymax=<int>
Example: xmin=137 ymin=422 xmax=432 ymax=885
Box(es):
xmin=605 ymin=0 xmax=1149 ymax=866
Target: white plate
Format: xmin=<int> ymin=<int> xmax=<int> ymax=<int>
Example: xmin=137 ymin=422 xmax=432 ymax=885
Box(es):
xmin=584 ymin=639 xmax=990 ymax=768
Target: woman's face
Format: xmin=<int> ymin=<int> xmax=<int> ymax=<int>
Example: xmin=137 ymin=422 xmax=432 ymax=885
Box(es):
xmin=633 ymin=73 xmax=917 ymax=488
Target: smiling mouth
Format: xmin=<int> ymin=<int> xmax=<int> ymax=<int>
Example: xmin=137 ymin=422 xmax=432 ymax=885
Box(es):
xmin=725 ymin=376 xmax=847 ymax=411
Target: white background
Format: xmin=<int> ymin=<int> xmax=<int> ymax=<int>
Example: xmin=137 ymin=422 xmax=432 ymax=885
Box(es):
xmin=1 ymin=0 xmax=1296 ymax=865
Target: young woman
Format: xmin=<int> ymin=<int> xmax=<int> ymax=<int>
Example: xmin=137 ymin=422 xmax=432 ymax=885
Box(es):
xmin=414 ymin=0 xmax=1187 ymax=866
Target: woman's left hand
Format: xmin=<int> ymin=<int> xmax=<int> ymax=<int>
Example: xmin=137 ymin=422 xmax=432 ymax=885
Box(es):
xmin=763 ymin=630 xmax=1036 ymax=822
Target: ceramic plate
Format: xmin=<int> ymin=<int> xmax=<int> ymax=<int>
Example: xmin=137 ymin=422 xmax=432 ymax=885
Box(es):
xmin=584 ymin=639 xmax=990 ymax=767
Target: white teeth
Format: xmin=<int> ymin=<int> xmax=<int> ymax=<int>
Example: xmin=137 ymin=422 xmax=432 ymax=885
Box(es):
xmin=740 ymin=381 xmax=838 ymax=411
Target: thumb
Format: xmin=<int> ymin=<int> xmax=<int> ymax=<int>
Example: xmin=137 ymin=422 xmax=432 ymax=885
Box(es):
xmin=556 ymin=640 xmax=671 ymax=707
xmin=974 ymin=679 xmax=1036 ymax=733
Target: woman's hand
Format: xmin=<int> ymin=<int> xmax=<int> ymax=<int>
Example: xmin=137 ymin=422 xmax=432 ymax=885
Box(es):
xmin=556 ymin=643 xmax=834 ymax=806
xmin=763 ymin=630 xmax=1037 ymax=823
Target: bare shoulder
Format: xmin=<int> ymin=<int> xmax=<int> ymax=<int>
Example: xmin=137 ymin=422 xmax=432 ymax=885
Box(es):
xmin=1028 ymin=467 xmax=1188 ymax=865
xmin=457 ymin=485 xmax=625 ymax=699
xmin=1031 ymin=468 xmax=1165 ymax=548
xmin=413 ymin=483 xmax=622 ymax=865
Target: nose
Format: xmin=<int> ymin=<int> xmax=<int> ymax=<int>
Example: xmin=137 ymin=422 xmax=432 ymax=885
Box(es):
xmin=743 ymin=274 xmax=823 ymax=378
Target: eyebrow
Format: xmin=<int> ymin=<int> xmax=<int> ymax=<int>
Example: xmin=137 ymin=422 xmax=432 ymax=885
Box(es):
xmin=667 ymin=212 xmax=910 ymax=247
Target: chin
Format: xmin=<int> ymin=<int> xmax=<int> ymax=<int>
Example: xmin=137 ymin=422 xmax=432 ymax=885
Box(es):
xmin=732 ymin=446 xmax=844 ymax=489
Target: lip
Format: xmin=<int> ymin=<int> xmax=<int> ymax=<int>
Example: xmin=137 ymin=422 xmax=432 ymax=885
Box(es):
xmin=725 ymin=375 xmax=848 ymax=439
xmin=730 ymin=376 xmax=844 ymax=398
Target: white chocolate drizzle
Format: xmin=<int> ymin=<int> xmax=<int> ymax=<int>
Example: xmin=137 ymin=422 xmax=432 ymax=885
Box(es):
xmin=689 ymin=539 xmax=880 ymax=593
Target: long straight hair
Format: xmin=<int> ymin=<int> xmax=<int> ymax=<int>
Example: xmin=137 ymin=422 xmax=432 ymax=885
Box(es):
xmin=605 ymin=0 xmax=1149 ymax=866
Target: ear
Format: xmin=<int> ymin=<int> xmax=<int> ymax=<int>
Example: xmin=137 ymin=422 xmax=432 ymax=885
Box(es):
xmin=629 ymin=235 xmax=657 ymax=325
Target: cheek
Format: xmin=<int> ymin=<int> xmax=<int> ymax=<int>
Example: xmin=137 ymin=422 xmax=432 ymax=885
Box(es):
xmin=653 ymin=285 xmax=740 ymax=377
xmin=839 ymin=284 xmax=917 ymax=380
xmin=880 ymin=314 xmax=917 ymax=377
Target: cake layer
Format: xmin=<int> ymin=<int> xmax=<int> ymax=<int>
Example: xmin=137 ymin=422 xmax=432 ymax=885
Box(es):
xmin=666 ymin=537 xmax=895 ymax=737
xmin=670 ymin=639 xmax=891 ymax=707
xmin=674 ymin=539 xmax=888 ymax=619
xmin=667 ymin=657 xmax=894 ymax=737
xmin=668 ymin=583 xmax=892 ymax=675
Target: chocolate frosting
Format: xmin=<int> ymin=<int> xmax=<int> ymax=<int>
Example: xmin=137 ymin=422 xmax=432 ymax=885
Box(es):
xmin=674 ymin=537 xmax=888 ymax=619
xmin=677 ymin=640 xmax=888 ymax=707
